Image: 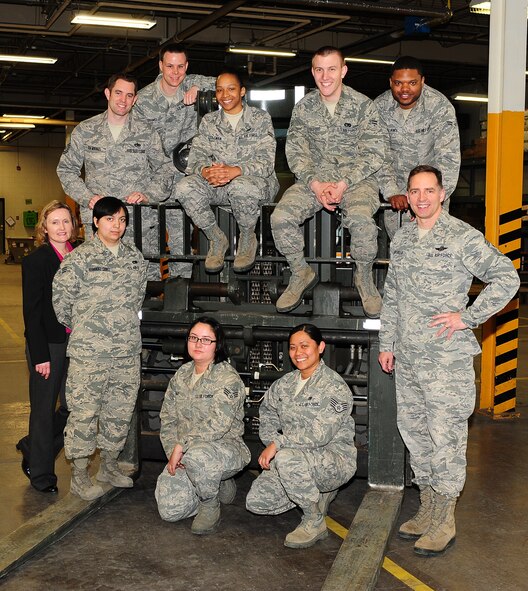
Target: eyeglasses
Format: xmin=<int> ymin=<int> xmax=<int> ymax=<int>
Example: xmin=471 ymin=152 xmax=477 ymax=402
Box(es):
xmin=187 ymin=335 xmax=216 ymax=346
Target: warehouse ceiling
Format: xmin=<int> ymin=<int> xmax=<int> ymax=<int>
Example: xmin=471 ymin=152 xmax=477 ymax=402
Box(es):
xmin=0 ymin=1 xmax=504 ymax=141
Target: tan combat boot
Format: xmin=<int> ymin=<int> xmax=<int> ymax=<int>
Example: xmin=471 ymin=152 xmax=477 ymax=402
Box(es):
xmin=203 ymin=224 xmax=229 ymax=273
xmin=284 ymin=503 xmax=328 ymax=549
xmin=354 ymin=263 xmax=382 ymax=318
xmin=70 ymin=458 xmax=105 ymax=501
xmin=218 ymin=478 xmax=237 ymax=505
xmin=191 ymin=497 xmax=221 ymax=535
xmin=233 ymin=228 xmax=258 ymax=273
xmin=276 ymin=254 xmax=318 ymax=313
xmin=96 ymin=450 xmax=133 ymax=488
xmin=414 ymin=493 xmax=457 ymax=556
xmin=399 ymin=486 xmax=434 ymax=539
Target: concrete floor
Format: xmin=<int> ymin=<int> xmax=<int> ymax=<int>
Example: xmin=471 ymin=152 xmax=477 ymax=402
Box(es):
xmin=1 ymin=260 xmax=527 ymax=591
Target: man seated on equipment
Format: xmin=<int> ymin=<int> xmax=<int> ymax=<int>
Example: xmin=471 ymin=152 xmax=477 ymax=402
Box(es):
xmin=270 ymin=46 xmax=384 ymax=316
xmin=173 ymin=68 xmax=279 ymax=274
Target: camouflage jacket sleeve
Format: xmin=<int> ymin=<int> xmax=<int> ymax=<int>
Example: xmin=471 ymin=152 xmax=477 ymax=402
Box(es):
xmin=185 ymin=74 xmax=216 ymax=92
xmin=159 ymin=372 xmax=182 ymax=458
xmin=459 ymin=231 xmax=520 ymax=329
xmin=379 ymin=258 xmax=398 ymax=352
xmin=284 ymin=101 xmax=317 ymax=187
xmin=260 ymin=362 xmax=354 ymax=450
xmin=430 ymin=101 xmax=460 ymax=198
xmin=238 ymin=108 xmax=277 ymax=178
xmin=51 ymin=252 xmax=81 ymax=329
xmin=56 ymin=125 xmax=93 ymax=207
xmin=186 ymin=115 xmax=215 ymax=174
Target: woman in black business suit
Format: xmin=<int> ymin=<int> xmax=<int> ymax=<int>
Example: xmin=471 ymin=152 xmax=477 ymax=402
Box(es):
xmin=16 ymin=200 xmax=77 ymax=493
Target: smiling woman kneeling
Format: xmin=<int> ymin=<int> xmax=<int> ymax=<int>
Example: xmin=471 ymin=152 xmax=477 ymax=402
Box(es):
xmin=246 ymin=323 xmax=357 ymax=549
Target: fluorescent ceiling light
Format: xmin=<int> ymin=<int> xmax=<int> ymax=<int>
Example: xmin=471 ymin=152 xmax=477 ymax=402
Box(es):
xmin=2 ymin=132 xmax=14 ymax=141
xmin=249 ymin=90 xmax=285 ymax=101
xmin=0 ymin=54 xmax=57 ymax=64
xmin=469 ymin=1 xmax=490 ymax=14
xmin=453 ymin=93 xmax=488 ymax=103
xmin=345 ymin=57 xmax=394 ymax=65
xmin=0 ymin=123 xmax=36 ymax=129
xmin=3 ymin=114 xmax=45 ymax=119
xmin=228 ymin=45 xmax=296 ymax=58
xmin=72 ymin=13 xmax=156 ymax=29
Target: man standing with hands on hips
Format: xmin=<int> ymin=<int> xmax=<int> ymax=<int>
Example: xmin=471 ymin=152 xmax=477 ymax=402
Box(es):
xmin=379 ymin=165 xmax=519 ymax=556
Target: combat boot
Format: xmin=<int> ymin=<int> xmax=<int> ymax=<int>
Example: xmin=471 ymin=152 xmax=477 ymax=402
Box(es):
xmin=318 ymin=490 xmax=338 ymax=517
xmin=203 ymin=224 xmax=229 ymax=273
xmin=96 ymin=450 xmax=133 ymax=488
xmin=354 ymin=263 xmax=382 ymax=318
xmin=234 ymin=228 xmax=258 ymax=273
xmin=414 ymin=493 xmax=457 ymax=556
xmin=218 ymin=478 xmax=237 ymax=505
xmin=276 ymin=256 xmax=318 ymax=313
xmin=399 ymin=486 xmax=434 ymax=539
xmin=284 ymin=503 xmax=328 ymax=549
xmin=191 ymin=497 xmax=221 ymax=535
xmin=70 ymin=458 xmax=105 ymax=501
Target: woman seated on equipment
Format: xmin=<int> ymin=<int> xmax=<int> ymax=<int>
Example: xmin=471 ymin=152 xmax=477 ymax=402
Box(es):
xmin=173 ymin=68 xmax=279 ymax=274
xmin=246 ymin=323 xmax=357 ymax=549
xmin=155 ymin=316 xmax=250 ymax=535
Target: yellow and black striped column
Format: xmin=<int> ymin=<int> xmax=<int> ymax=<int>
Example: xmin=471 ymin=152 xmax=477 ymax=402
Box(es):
xmin=480 ymin=0 xmax=526 ymax=417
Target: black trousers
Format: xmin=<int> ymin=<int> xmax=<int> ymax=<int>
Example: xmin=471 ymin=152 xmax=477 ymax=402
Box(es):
xmin=18 ymin=341 xmax=69 ymax=490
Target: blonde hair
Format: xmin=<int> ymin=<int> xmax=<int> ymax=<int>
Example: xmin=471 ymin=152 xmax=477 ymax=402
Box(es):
xmin=35 ymin=200 xmax=78 ymax=246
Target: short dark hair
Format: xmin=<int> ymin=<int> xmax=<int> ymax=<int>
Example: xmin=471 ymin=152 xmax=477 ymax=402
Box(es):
xmin=217 ymin=67 xmax=246 ymax=89
xmin=289 ymin=324 xmax=324 ymax=345
xmin=391 ymin=56 xmax=424 ymax=77
xmin=407 ymin=165 xmax=443 ymax=189
xmin=159 ymin=43 xmax=188 ymax=62
xmin=312 ymin=46 xmax=345 ymax=65
xmin=106 ymin=72 xmax=138 ymax=94
xmin=186 ymin=316 xmax=229 ymax=364
xmin=92 ymin=197 xmax=129 ymax=233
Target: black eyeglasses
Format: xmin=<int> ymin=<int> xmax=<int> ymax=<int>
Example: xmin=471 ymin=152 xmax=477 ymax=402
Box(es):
xmin=187 ymin=335 xmax=216 ymax=345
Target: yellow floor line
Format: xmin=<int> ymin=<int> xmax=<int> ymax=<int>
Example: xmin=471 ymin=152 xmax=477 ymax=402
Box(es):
xmin=326 ymin=517 xmax=435 ymax=591
xmin=0 ymin=318 xmax=23 ymax=345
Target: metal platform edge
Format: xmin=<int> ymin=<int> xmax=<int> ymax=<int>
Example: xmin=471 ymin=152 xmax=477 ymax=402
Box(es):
xmin=0 ymin=486 xmax=124 ymax=580
xmin=321 ymin=489 xmax=403 ymax=591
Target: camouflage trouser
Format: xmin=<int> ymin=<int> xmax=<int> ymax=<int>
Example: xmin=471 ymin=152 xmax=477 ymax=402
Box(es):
xmin=174 ymin=174 xmax=271 ymax=230
xmin=155 ymin=439 xmax=250 ymax=522
xmin=271 ymin=177 xmax=380 ymax=264
xmin=384 ymin=196 xmax=451 ymax=240
xmin=395 ymin=353 xmax=475 ymax=497
xmin=64 ymin=355 xmax=140 ymax=459
xmin=80 ymin=203 xmax=191 ymax=280
xmin=246 ymin=446 xmax=356 ymax=514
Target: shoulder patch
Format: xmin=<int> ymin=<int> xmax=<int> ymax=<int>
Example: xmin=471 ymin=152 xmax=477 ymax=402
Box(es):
xmin=224 ymin=387 xmax=238 ymax=399
xmin=330 ymin=398 xmax=349 ymax=414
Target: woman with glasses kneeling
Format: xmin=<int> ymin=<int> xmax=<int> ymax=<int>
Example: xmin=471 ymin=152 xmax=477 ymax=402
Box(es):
xmin=246 ymin=324 xmax=357 ymax=549
xmin=155 ymin=316 xmax=250 ymax=535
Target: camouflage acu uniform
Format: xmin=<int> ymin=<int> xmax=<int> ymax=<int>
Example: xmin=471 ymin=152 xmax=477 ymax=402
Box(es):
xmin=246 ymin=360 xmax=356 ymax=515
xmin=155 ymin=360 xmax=250 ymax=522
xmin=173 ymin=105 xmax=279 ymax=231
xmin=379 ymin=210 xmax=519 ymax=496
xmin=374 ymin=85 xmax=460 ymax=238
xmin=52 ymin=235 xmax=148 ymax=459
xmin=271 ymin=85 xmax=384 ymax=265
xmin=135 ymin=74 xmax=216 ymax=277
xmin=56 ymin=110 xmax=172 ymax=278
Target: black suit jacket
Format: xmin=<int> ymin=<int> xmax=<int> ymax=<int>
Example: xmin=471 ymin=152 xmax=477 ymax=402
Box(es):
xmin=22 ymin=244 xmax=68 ymax=365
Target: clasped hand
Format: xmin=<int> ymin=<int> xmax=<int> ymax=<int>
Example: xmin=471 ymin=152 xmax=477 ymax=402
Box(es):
xmin=202 ymin=162 xmax=241 ymax=187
